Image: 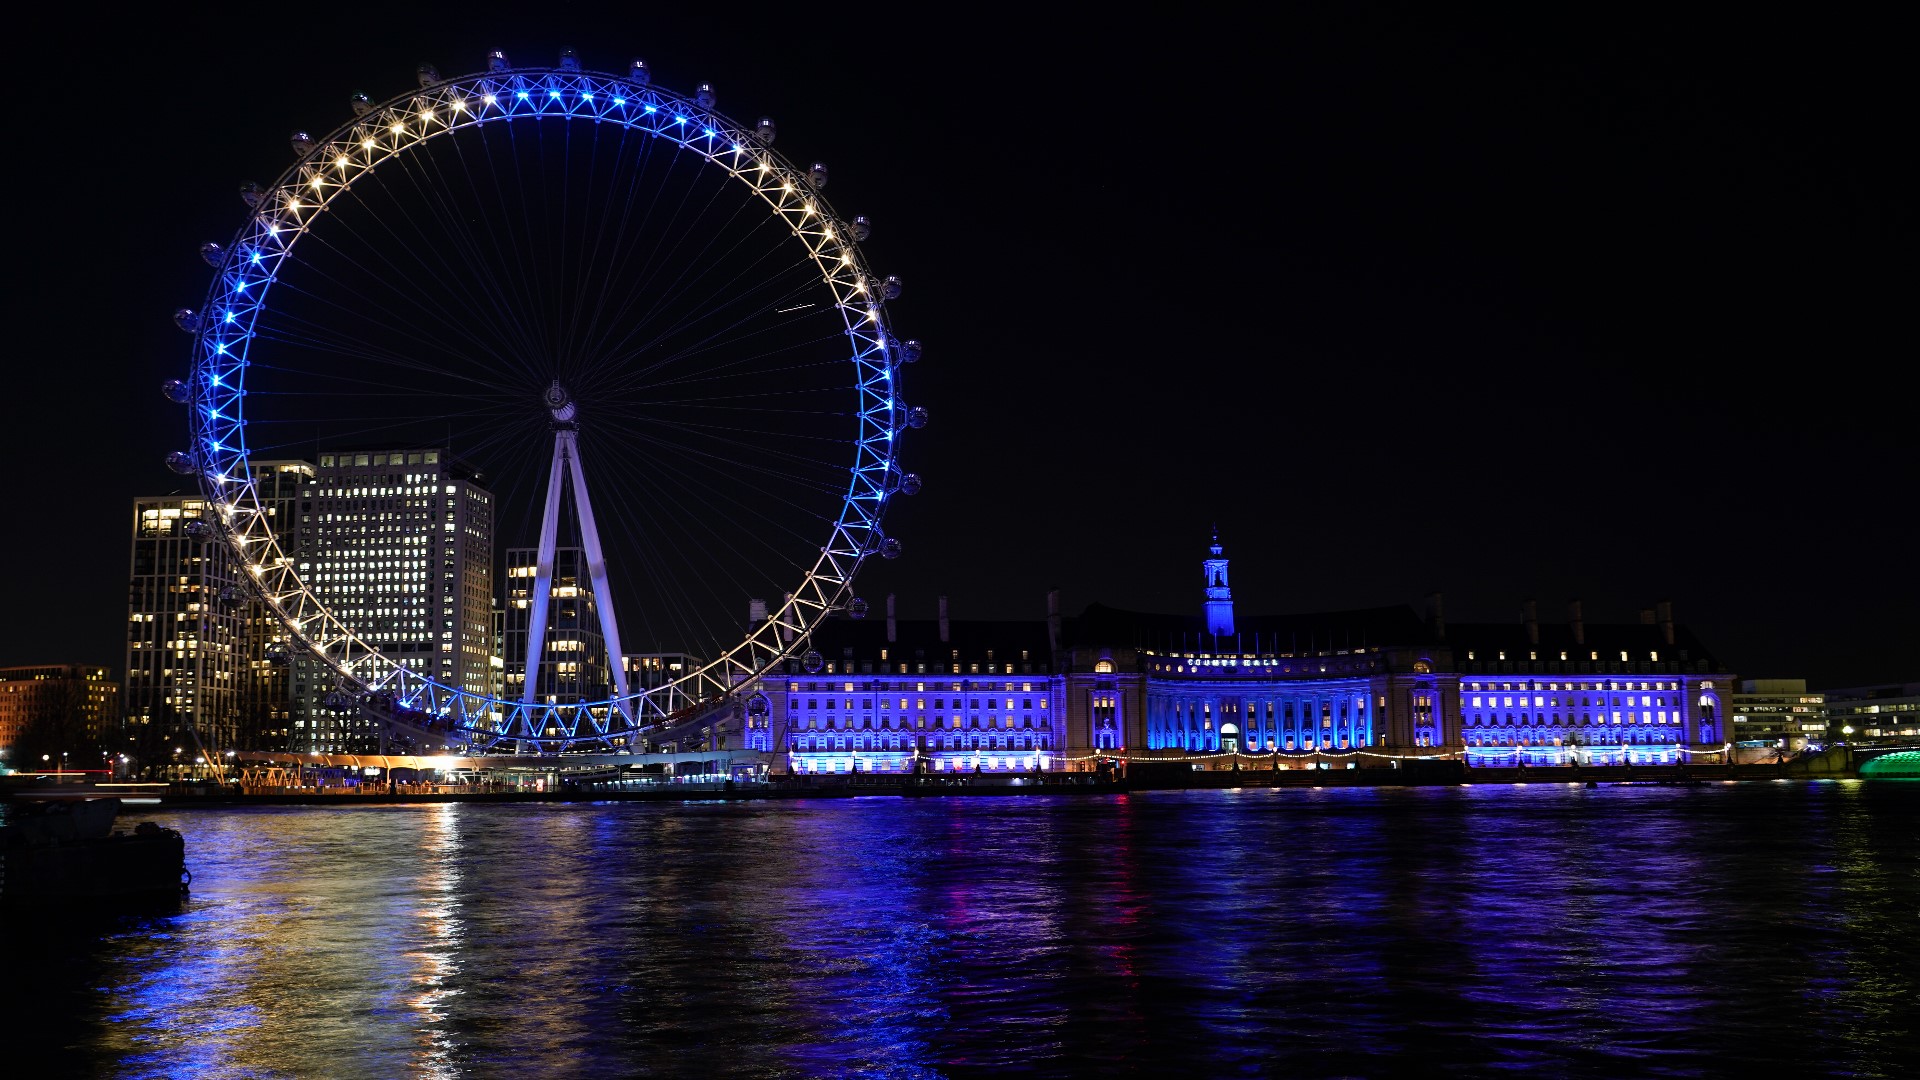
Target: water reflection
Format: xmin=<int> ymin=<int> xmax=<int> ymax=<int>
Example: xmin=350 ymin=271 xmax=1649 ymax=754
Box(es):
xmin=12 ymin=782 xmax=1917 ymax=1078
xmin=404 ymin=802 xmax=461 ymax=1076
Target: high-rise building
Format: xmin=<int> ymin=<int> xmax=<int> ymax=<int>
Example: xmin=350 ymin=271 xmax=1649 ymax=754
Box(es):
xmin=124 ymin=495 xmax=246 ymax=771
xmin=504 ymin=546 xmax=611 ymax=707
xmin=1730 ymin=679 xmax=1827 ymax=749
xmin=237 ymin=459 xmax=313 ymax=750
xmin=292 ymin=448 xmax=493 ymax=752
xmin=0 ymin=664 xmax=117 ymax=765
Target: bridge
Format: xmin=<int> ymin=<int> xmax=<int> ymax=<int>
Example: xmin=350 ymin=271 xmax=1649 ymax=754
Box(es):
xmin=1855 ymin=747 xmax=1920 ymax=777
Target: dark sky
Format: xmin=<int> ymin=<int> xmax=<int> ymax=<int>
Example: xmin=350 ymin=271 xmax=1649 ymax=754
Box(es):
xmin=10 ymin=5 xmax=1914 ymax=690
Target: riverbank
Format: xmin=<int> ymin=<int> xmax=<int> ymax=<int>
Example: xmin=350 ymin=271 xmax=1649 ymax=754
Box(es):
xmin=4 ymin=756 xmax=1894 ymax=808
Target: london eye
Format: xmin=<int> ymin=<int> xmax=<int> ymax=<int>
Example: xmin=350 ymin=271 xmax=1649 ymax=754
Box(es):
xmin=164 ymin=48 xmax=923 ymax=753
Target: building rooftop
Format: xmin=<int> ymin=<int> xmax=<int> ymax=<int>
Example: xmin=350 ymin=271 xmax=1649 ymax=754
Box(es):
xmin=1062 ymin=602 xmax=1435 ymax=654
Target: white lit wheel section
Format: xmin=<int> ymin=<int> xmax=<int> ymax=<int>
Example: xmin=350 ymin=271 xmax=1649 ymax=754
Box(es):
xmin=177 ymin=57 xmax=922 ymax=752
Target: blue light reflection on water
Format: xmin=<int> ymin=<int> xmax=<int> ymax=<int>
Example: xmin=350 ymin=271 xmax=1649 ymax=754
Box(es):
xmin=9 ymin=782 xmax=1917 ymax=1078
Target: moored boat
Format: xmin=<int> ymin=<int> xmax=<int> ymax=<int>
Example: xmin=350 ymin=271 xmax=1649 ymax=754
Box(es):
xmin=0 ymin=798 xmax=188 ymax=908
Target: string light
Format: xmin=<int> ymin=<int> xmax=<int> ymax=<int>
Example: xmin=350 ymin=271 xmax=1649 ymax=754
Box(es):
xmin=183 ymin=67 xmax=904 ymax=754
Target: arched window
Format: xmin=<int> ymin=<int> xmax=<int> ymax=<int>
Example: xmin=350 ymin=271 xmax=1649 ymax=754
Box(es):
xmin=1094 ymin=659 xmax=1114 ymax=674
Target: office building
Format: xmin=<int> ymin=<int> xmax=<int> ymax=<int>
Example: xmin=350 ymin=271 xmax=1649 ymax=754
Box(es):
xmin=292 ymin=448 xmax=493 ymax=752
xmin=1824 ymin=683 xmax=1920 ymax=743
xmin=1729 ymin=679 xmax=1827 ymax=748
xmin=0 ymin=664 xmax=117 ymax=764
xmin=124 ymin=495 xmax=246 ymax=768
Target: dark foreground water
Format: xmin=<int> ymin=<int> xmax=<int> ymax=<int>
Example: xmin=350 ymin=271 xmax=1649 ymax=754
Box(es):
xmin=5 ymin=782 xmax=1917 ymax=1079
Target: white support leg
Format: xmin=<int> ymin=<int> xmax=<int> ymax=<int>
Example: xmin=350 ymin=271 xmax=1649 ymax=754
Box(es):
xmin=565 ymin=435 xmax=634 ymax=723
xmin=521 ymin=431 xmax=569 ymax=707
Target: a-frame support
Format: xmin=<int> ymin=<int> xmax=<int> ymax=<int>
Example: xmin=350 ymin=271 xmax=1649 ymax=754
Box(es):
xmin=522 ymin=383 xmax=632 ymax=726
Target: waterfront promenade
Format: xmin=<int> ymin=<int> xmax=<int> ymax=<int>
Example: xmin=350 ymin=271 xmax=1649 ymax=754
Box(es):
xmin=4 ymin=750 xmax=1886 ymax=807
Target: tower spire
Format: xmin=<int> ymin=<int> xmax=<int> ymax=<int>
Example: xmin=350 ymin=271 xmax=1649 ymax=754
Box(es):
xmin=1203 ymin=531 xmax=1234 ymax=638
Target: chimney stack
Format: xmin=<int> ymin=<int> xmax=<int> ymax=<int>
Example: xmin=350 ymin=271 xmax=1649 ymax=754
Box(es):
xmin=1656 ymin=599 xmax=1674 ymax=646
xmin=1639 ymin=608 xmax=1657 ymax=625
xmin=1523 ymin=598 xmax=1539 ymax=645
xmin=938 ymin=595 xmax=949 ymax=643
xmin=886 ymin=593 xmax=897 ymax=643
xmin=748 ymin=597 xmax=767 ymax=626
xmin=1046 ymin=588 xmax=1062 ymax=654
xmin=1426 ymin=591 xmax=1446 ymax=641
xmin=1569 ymin=599 xmax=1585 ymax=646
xmin=781 ymin=593 xmax=795 ymax=643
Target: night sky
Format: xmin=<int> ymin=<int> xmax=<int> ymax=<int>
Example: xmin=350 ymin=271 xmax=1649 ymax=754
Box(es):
xmin=11 ymin=6 xmax=1913 ymax=690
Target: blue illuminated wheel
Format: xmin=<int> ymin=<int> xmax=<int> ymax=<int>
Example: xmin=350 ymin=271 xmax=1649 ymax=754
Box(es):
xmin=168 ymin=50 xmax=922 ymax=752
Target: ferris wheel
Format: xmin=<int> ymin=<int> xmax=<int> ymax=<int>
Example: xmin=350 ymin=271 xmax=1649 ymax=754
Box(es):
xmin=164 ymin=48 xmax=924 ymax=753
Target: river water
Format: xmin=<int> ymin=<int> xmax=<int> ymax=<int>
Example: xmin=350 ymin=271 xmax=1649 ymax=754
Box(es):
xmin=7 ymin=781 xmax=1916 ymax=1078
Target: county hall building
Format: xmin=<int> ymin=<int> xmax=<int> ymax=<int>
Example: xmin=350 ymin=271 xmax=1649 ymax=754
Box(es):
xmin=757 ymin=539 xmax=1736 ymax=774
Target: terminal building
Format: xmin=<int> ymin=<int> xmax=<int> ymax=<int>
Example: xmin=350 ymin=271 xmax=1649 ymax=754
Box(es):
xmin=767 ymin=538 xmax=1737 ymax=774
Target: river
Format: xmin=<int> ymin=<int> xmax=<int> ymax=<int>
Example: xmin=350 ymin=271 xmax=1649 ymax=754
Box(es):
xmin=6 ymin=780 xmax=1916 ymax=1078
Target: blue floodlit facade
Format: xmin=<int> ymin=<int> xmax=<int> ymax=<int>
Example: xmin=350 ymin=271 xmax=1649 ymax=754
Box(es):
xmin=769 ymin=540 xmax=1736 ymax=773
xmin=764 ymin=604 xmax=1061 ymax=776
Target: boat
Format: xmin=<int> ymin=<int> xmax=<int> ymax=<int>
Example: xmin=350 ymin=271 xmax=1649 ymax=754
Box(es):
xmin=0 ymin=798 xmax=188 ymax=908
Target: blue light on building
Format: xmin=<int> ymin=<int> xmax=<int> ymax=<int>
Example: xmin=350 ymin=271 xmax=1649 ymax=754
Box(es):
xmin=767 ymin=538 xmax=1735 ymax=774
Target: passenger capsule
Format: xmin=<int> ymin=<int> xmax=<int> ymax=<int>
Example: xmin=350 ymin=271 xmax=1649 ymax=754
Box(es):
xmin=161 ymin=378 xmax=192 ymax=405
xmin=881 ymin=538 xmax=903 ymax=560
xmin=747 ymin=117 xmax=774 ymax=145
xmin=627 ymin=58 xmax=650 ymax=85
xmin=802 ymin=649 xmax=824 ymax=673
xmin=849 ymin=215 xmax=871 ymax=241
xmin=417 ymin=62 xmax=441 ymax=87
xmin=199 ymin=241 xmax=226 ymax=267
xmin=349 ymin=92 xmax=374 ymax=116
xmin=881 ymin=275 xmax=903 ymax=300
xmin=558 ymin=47 xmax=581 ymax=72
xmin=325 ymin=690 xmax=353 ymax=711
xmin=807 ymin=162 xmax=829 ymax=189
xmin=239 ymin=182 xmax=265 ymax=208
xmin=183 ymin=519 xmax=213 ymax=542
xmin=695 ymin=82 xmax=716 ymax=109
xmin=217 ymin=585 xmax=239 ymax=605
xmin=898 ymin=472 xmax=923 ymax=496
xmin=907 ymin=406 xmax=929 ymax=429
xmin=173 ymin=308 xmax=201 ymax=333
xmin=165 ymin=450 xmax=198 ymax=476
xmin=900 ymin=339 xmax=922 ymax=363
xmin=848 ymin=597 xmax=869 ymax=619
xmin=264 ymin=642 xmax=290 ymax=666
xmin=488 ymin=49 xmax=511 ymax=73
xmin=289 ymin=130 xmax=316 ymax=157
xmin=747 ymin=694 xmax=770 ymax=716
